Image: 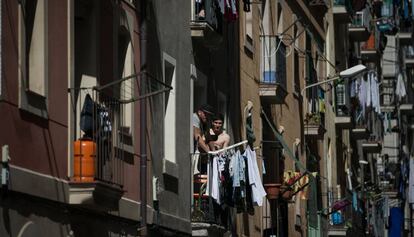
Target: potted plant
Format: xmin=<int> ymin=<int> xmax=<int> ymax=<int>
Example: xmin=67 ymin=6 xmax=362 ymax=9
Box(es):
xmin=305 ymin=112 xmax=321 ymax=125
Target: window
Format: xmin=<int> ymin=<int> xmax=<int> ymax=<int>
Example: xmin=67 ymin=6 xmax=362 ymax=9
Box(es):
xmin=260 ymin=36 xmax=286 ymax=88
xmin=163 ymin=53 xmax=176 ymax=163
xmin=244 ymin=7 xmax=253 ymax=53
xmin=119 ymin=9 xmax=135 ymax=133
xmin=18 ymin=0 xmax=48 ymax=117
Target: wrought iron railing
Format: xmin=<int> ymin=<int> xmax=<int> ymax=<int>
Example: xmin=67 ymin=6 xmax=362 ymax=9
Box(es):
xmin=69 ymin=86 xmax=134 ymax=187
xmin=351 ymin=8 xmax=371 ymax=29
xmin=328 ymin=198 xmax=352 ymax=228
xmin=260 ymin=35 xmax=287 ymax=88
xmin=190 ymin=0 xmax=220 ymax=31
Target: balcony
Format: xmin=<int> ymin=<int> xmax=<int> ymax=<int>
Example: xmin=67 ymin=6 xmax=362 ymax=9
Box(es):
xmin=360 ymin=33 xmax=380 ymax=63
xmin=335 ymin=83 xmax=353 ymax=129
xmin=259 ymin=36 xmax=288 ymax=104
xmin=349 ymin=10 xmax=371 ymax=42
xmin=327 ymin=200 xmax=352 ymax=236
xmin=404 ymin=46 xmax=414 ymax=67
xmin=399 ymin=103 xmax=414 ymax=115
xmin=351 ymin=126 xmax=370 ymax=140
xmin=67 ymin=82 xmax=140 ymax=208
xmin=362 ymin=141 xmax=382 ymax=153
xmin=333 ymin=0 xmax=352 ymax=23
xmin=190 ymin=0 xmax=222 ymax=48
xmin=304 ymin=112 xmax=326 ymax=139
xmin=397 ymin=25 xmax=413 ymax=45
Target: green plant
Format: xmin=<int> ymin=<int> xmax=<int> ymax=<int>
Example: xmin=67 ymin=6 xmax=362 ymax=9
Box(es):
xmin=305 ymin=112 xmax=321 ymax=124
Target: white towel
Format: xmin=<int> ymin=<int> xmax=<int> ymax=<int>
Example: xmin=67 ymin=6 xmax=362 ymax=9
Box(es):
xmin=244 ymin=146 xmax=267 ymax=206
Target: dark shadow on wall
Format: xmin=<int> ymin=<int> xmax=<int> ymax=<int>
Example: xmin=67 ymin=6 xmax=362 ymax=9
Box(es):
xmin=0 ymin=191 xmax=138 ymax=237
xmin=145 ymin=0 xmax=164 ymax=189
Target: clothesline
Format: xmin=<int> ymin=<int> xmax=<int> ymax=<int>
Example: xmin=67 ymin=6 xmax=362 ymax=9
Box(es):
xmin=208 ymin=140 xmax=248 ymax=155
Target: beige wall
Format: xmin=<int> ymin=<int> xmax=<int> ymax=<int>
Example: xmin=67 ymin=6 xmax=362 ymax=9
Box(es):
xmin=238 ymin=1 xmax=263 ymax=236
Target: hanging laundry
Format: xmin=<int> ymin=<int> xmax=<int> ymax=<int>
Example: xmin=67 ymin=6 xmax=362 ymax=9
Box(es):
xmin=246 ymin=110 xmax=256 ymax=147
xmin=80 ymin=94 xmax=95 ymax=138
xmin=404 ymin=0 xmax=409 ymax=20
xmin=223 ymin=0 xmax=238 ymax=21
xmin=366 ymin=72 xmax=372 ymax=108
xmin=350 ymin=79 xmax=357 ymax=98
xmin=192 ymin=150 xmax=201 ymax=175
xmin=373 ymin=73 xmax=381 ymax=114
xmin=244 ymin=146 xmax=266 ymax=206
xmin=219 ymin=0 xmax=225 ymax=14
xmin=358 ymin=76 xmax=367 ymax=116
xmin=412 ymin=0 xmax=414 ymax=20
xmin=243 ymin=0 xmax=250 ymax=12
xmin=389 ymin=207 xmax=403 ymax=237
xmin=396 ymin=72 xmax=407 ymax=101
xmin=318 ymin=87 xmax=325 ymax=113
xmin=383 ymin=113 xmax=390 ymax=134
xmin=208 ymin=155 xmax=221 ymax=204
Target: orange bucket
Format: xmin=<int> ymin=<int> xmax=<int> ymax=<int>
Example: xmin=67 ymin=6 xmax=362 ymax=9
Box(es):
xmin=73 ymin=138 xmax=96 ymax=182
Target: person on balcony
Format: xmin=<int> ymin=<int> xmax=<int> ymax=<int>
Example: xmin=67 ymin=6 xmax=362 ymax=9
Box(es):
xmin=193 ymin=104 xmax=214 ymax=153
xmin=195 ymin=0 xmax=205 ymax=20
xmin=206 ymin=113 xmax=230 ymax=151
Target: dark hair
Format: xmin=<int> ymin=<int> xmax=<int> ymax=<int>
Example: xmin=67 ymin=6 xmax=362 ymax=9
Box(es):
xmin=212 ymin=113 xmax=224 ymax=122
xmin=199 ymin=104 xmax=215 ymax=115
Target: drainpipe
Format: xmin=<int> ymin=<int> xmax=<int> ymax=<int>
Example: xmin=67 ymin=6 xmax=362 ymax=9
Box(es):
xmin=138 ymin=0 xmax=147 ymax=236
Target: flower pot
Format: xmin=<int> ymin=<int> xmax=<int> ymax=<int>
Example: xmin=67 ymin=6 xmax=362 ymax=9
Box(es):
xmin=264 ymin=183 xmax=282 ymax=200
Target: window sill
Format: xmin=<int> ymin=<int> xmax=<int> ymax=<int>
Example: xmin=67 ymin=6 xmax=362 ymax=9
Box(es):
xmin=162 ymin=159 xmax=179 ymax=179
xmin=19 ymin=90 xmax=48 ymax=119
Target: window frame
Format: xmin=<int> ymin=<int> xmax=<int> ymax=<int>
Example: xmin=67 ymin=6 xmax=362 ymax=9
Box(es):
xmin=18 ymin=0 xmax=49 ymax=118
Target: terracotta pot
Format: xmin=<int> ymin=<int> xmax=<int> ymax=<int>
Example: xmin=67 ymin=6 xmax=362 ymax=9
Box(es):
xmin=264 ymin=183 xmax=282 ymax=200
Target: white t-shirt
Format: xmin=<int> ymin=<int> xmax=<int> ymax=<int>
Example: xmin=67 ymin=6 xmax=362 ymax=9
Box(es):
xmin=193 ymin=113 xmax=201 ymax=129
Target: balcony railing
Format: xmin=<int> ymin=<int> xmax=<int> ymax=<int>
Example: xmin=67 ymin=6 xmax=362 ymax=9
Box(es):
xmin=333 ymin=0 xmax=353 ymax=14
xmin=69 ymin=86 xmax=135 ymax=187
xmin=191 ymin=0 xmax=219 ymax=28
xmin=327 ymin=198 xmax=352 ymax=236
xmin=304 ymin=112 xmax=326 ymax=138
xmin=352 ymin=10 xmax=370 ymax=28
xmin=259 ymin=36 xmax=287 ymax=104
xmin=260 ymin=36 xmax=286 ymax=86
xmin=349 ymin=8 xmax=371 ymax=41
xmin=190 ymin=0 xmax=221 ymax=45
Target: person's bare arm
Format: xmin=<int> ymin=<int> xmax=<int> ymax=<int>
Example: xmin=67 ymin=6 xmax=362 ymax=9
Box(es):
xmin=221 ymin=133 xmax=230 ymax=148
xmin=214 ymin=133 xmax=230 ymax=149
xmin=194 ymin=126 xmax=210 ymax=152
